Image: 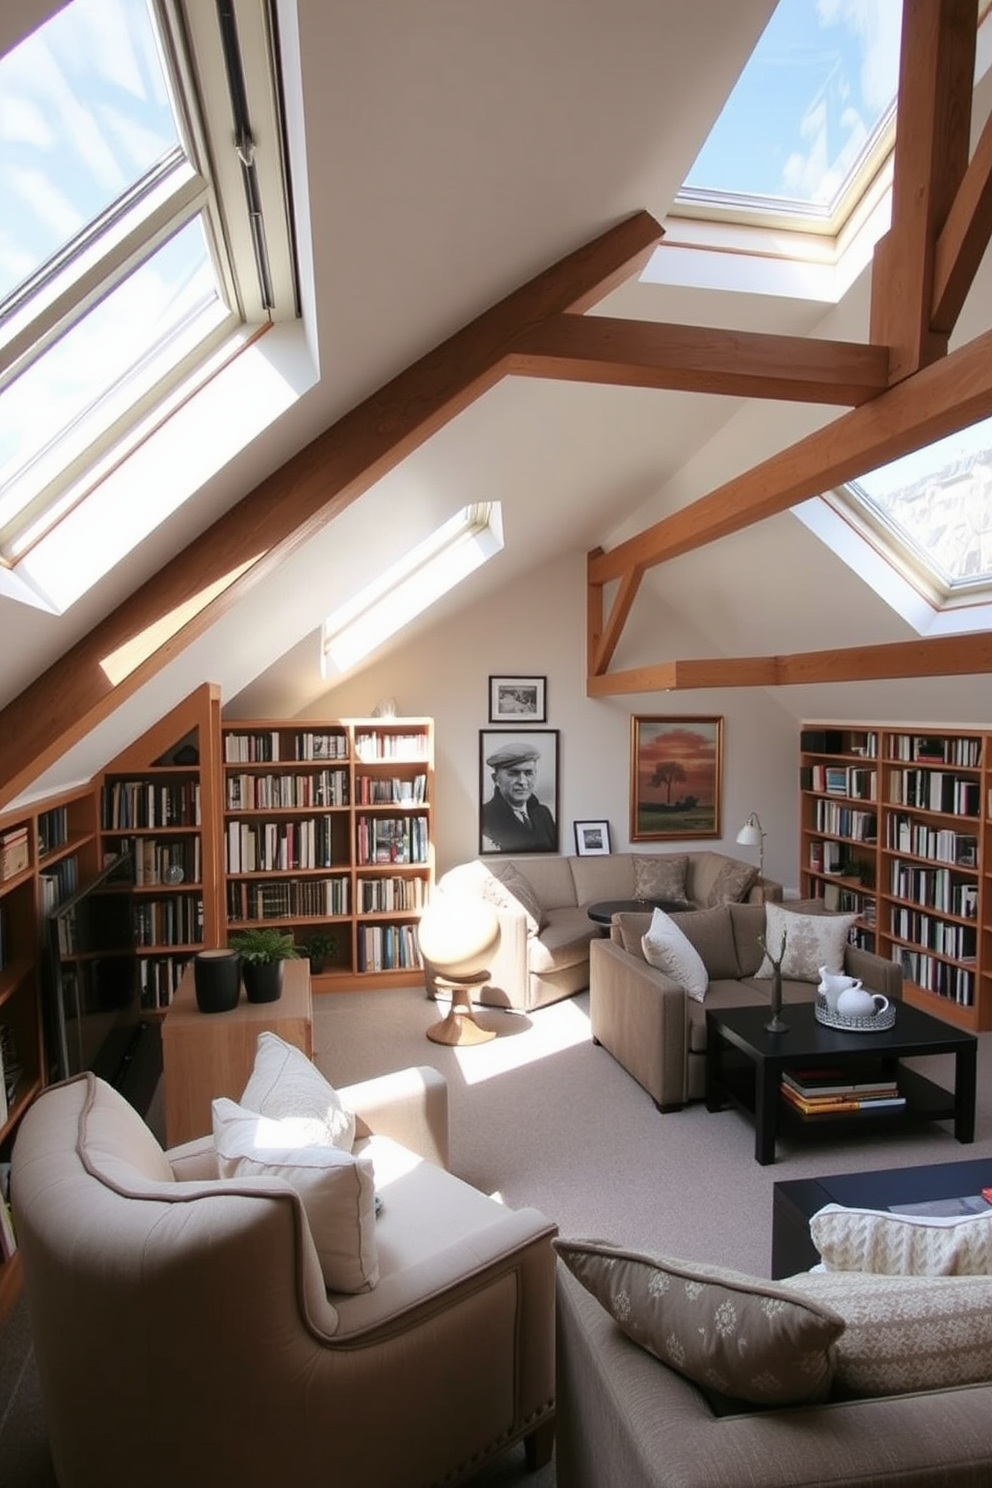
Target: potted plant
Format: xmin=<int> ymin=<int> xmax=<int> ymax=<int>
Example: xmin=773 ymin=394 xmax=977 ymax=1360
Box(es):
xmin=228 ymin=927 xmax=299 ymax=1003
xmin=299 ymin=930 xmax=338 ymax=974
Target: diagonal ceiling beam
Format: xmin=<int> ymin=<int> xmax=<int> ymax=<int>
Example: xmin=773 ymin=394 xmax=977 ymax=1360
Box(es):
xmin=507 ymin=316 xmax=891 ymax=405
xmin=931 ymin=104 xmax=992 ymax=330
xmin=0 ymin=211 xmax=663 ymax=811
xmin=586 ymin=632 xmax=992 ymax=696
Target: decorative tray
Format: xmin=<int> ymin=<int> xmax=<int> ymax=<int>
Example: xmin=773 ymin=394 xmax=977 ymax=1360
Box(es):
xmin=814 ymin=998 xmax=896 ymax=1034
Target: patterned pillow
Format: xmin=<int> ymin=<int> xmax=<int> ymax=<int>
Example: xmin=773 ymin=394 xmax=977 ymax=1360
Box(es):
xmin=641 ymin=908 xmax=709 ymax=1002
xmin=554 ymin=1238 xmax=842 ymax=1407
xmin=810 ymin=1203 xmax=992 ymax=1276
xmin=754 ymin=902 xmax=856 ymax=982
xmin=783 ymin=1270 xmax=992 ymax=1397
xmin=633 ymin=855 xmax=688 ymax=903
xmin=481 ymin=861 xmax=547 ymax=933
xmin=706 ymin=859 xmax=758 ymax=906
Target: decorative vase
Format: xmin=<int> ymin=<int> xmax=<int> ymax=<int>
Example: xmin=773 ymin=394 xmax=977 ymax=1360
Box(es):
xmin=242 ymin=960 xmax=284 ymax=1004
xmin=194 ymin=949 xmax=241 ymax=1014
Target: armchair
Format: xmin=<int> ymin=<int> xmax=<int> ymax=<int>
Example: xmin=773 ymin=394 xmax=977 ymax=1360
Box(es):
xmin=11 ymin=1069 xmax=556 ymax=1488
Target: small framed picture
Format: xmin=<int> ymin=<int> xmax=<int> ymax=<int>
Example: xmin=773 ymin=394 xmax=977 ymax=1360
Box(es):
xmin=488 ymin=675 xmax=547 ymax=724
xmin=574 ymin=820 xmax=611 ymax=856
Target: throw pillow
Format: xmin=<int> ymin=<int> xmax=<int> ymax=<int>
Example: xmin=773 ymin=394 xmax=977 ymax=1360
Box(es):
xmin=754 ymin=902 xmax=856 ymax=982
xmin=480 ymin=861 xmax=547 ymax=934
xmin=633 ymin=854 xmax=688 ymax=903
xmin=783 ymin=1270 xmax=992 ymax=1397
xmin=670 ymin=905 xmax=741 ymax=982
xmin=810 ymin=1203 xmax=992 ymax=1276
xmin=641 ymin=908 xmax=709 ymax=1002
xmin=212 ymin=1097 xmax=378 ymax=1293
xmin=706 ymin=859 xmax=758 ymax=907
xmin=554 ymin=1238 xmax=842 ymax=1408
xmin=241 ymin=1031 xmax=356 ymax=1151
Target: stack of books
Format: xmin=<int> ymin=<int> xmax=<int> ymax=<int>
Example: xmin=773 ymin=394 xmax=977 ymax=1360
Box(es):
xmin=780 ymin=1064 xmax=905 ymax=1118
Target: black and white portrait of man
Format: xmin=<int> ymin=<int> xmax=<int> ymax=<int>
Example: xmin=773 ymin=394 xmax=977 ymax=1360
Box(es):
xmin=479 ymin=730 xmax=559 ymax=854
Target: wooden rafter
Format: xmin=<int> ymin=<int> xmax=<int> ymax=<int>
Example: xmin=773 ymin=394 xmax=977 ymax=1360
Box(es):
xmin=506 ymin=317 xmax=890 ymax=405
xmin=0 ymin=212 xmax=663 ymax=811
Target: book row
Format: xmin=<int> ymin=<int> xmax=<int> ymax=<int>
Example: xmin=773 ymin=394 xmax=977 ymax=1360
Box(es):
xmin=353 ymin=731 xmax=429 ymax=762
xmin=888 ymin=906 xmax=977 ymax=961
xmin=803 ymin=763 xmax=877 ymax=799
xmin=139 ymin=955 xmax=191 ymax=1010
xmin=39 ymin=854 xmax=79 ymax=913
xmin=226 ymin=876 xmax=350 ymax=921
xmin=889 ymin=733 xmax=982 ymax=767
xmin=225 ymin=769 xmax=349 ymax=810
xmin=226 ymin=817 xmax=339 ymax=873
xmin=223 ymin=731 xmax=349 ymax=763
xmin=134 ymin=896 xmax=205 ymax=948
xmin=355 ymin=773 xmax=428 ymax=805
xmin=102 ymin=780 xmax=201 ymax=830
xmin=357 ymin=875 xmax=427 ymax=912
xmin=885 ymin=815 xmax=978 ymax=865
xmin=356 ymin=815 xmax=429 ymax=866
xmin=356 ymin=922 xmax=423 ymax=972
xmin=892 ymin=947 xmax=975 ymax=1006
xmin=889 ymin=769 xmax=981 ymax=817
xmin=889 ymin=859 xmax=979 ymax=915
xmin=812 ymin=800 xmax=877 ymax=841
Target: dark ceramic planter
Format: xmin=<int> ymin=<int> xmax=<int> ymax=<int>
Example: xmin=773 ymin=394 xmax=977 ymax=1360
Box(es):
xmin=194 ymin=949 xmax=242 ymax=1014
xmin=242 ymin=960 xmax=284 ymax=1003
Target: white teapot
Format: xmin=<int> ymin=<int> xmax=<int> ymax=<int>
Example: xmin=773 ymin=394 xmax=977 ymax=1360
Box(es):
xmin=816 ymin=967 xmax=863 ymax=1015
xmin=836 ymin=985 xmax=890 ymax=1020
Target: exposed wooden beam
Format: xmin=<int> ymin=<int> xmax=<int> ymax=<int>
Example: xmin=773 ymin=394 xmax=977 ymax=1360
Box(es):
xmin=508 ymin=317 xmax=891 ymax=405
xmin=587 ymin=633 xmax=992 ymax=696
xmin=589 ymin=320 xmax=992 ymax=586
xmin=931 ymin=105 xmax=992 ymax=330
xmin=869 ymin=0 xmax=976 ymax=379
xmin=591 ymin=567 xmax=644 ymax=676
xmin=0 ymin=212 xmax=663 ymax=811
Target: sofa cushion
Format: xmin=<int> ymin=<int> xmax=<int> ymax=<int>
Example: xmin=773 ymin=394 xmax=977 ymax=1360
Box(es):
xmin=641 ymin=909 xmax=709 ymax=1001
xmin=728 ymin=901 xmax=767 ymax=977
xmin=810 ymin=1203 xmax=992 ymax=1276
xmin=241 ymin=1031 xmax=356 ymax=1151
xmin=212 ymin=1097 xmax=379 ymax=1293
xmin=755 ymin=902 xmax=856 ymax=982
xmin=670 ymin=904 xmax=741 ymax=981
xmin=633 ymin=854 xmax=688 ymax=902
xmin=482 ymin=860 xmax=547 ymax=933
xmin=784 ymin=1270 xmax=992 ymax=1397
xmin=568 ymin=853 xmax=636 ymax=905
xmin=611 ymin=910 xmax=653 ymax=956
xmin=706 ymin=858 xmax=758 ymax=906
xmin=528 ymin=907 xmax=599 ymax=974
xmin=554 ymin=1238 xmax=842 ymax=1408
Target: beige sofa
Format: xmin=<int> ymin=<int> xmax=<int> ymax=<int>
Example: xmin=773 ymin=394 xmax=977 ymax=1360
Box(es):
xmin=590 ymin=900 xmax=902 ymax=1110
xmin=437 ymin=851 xmax=782 ymax=1012
xmin=12 ymin=1069 xmax=557 ymax=1488
xmin=555 ymin=1260 xmax=992 ymax=1488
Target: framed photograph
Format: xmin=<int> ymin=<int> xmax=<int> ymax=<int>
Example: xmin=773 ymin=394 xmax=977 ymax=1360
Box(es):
xmin=574 ymin=820 xmax=611 ymax=856
xmin=488 ymin=675 xmax=547 ymax=724
xmin=630 ymin=716 xmax=723 ymax=841
xmin=479 ymin=729 xmax=559 ymax=855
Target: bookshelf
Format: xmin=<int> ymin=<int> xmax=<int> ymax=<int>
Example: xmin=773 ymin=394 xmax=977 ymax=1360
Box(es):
xmin=0 ymin=782 xmax=100 ymax=1323
xmin=799 ymin=723 xmax=990 ymax=1031
xmin=221 ymin=717 xmax=433 ymax=988
xmin=97 ymin=684 xmax=224 ymax=1014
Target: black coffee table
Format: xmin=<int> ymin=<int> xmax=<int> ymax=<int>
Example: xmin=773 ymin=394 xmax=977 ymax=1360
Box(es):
xmin=771 ymin=1156 xmax=992 ymax=1277
xmin=705 ymin=1000 xmax=977 ymax=1166
xmin=586 ymin=897 xmax=690 ymax=925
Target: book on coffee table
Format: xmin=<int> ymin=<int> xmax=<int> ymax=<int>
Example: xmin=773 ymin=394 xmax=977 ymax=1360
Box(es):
xmin=782 ymin=1065 xmax=899 ymax=1100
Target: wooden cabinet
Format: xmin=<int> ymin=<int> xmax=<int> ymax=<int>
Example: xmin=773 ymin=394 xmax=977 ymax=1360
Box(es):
xmin=221 ymin=717 xmax=434 ymax=988
xmin=799 ymin=724 xmax=990 ymax=1031
xmin=97 ymin=684 xmax=224 ymax=1014
xmin=0 ymin=782 xmax=100 ymax=1321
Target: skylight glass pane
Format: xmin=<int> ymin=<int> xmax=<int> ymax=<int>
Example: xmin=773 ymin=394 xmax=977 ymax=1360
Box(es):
xmin=0 ymin=0 xmax=179 ymax=305
xmin=681 ymin=0 xmax=901 ymax=213
xmin=0 ymin=216 xmax=226 ymax=535
xmin=850 ymin=420 xmax=992 ymax=589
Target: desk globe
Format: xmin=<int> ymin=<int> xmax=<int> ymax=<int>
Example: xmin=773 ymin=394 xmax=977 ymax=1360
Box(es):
xmin=418 ymin=896 xmax=500 ymax=1046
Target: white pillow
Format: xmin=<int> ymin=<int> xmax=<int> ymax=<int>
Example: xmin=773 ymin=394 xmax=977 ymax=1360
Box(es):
xmin=641 ymin=908 xmax=709 ymax=1002
xmin=810 ymin=1202 xmax=992 ymax=1276
xmin=212 ymin=1097 xmax=378 ymax=1293
xmin=755 ymin=902 xmax=856 ymax=982
xmin=241 ymin=1031 xmax=355 ymax=1151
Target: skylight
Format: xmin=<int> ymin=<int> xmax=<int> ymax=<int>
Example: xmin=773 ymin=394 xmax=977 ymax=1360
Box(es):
xmin=677 ymin=0 xmax=902 ymax=233
xmin=322 ymin=505 xmax=504 ymax=676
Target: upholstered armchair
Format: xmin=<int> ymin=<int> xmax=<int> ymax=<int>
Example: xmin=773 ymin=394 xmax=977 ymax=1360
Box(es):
xmin=11 ymin=1069 xmax=557 ymax=1488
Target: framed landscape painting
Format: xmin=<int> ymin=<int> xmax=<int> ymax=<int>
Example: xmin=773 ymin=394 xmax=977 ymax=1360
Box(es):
xmin=488 ymin=675 xmax=546 ymax=724
xmin=630 ymin=716 xmax=723 ymax=841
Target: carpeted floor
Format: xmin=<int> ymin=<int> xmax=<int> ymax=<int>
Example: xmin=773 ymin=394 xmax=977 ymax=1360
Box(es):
xmin=3 ymin=985 xmax=992 ymax=1486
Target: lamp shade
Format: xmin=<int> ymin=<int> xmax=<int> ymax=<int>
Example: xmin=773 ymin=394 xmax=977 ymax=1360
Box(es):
xmin=736 ymin=819 xmax=763 ymax=847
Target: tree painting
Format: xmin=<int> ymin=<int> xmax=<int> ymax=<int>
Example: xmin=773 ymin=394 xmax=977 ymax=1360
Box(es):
xmin=630 ymin=717 xmax=723 ymax=840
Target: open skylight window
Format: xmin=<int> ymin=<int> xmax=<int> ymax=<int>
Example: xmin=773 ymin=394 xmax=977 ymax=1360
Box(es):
xmin=0 ymin=0 xmax=297 ymax=609
xmin=322 ymin=505 xmax=504 ymax=677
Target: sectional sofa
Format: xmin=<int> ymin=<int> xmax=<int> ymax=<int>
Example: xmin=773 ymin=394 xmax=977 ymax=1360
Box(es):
xmin=436 ymin=850 xmax=782 ymax=1012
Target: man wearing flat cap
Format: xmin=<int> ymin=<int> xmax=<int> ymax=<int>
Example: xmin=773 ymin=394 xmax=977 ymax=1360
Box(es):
xmin=482 ymin=740 xmax=557 ymax=852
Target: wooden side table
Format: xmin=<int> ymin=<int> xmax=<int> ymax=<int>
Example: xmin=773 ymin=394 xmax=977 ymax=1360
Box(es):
xmin=162 ymin=959 xmax=313 ymax=1146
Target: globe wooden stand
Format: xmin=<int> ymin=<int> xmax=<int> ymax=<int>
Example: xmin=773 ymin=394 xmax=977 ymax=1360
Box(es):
xmin=426 ymin=972 xmax=496 ymax=1046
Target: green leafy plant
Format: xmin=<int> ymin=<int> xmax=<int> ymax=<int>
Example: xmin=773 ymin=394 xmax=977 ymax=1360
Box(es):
xmin=228 ymin=927 xmax=300 ymax=965
xmin=299 ymin=930 xmax=338 ymax=971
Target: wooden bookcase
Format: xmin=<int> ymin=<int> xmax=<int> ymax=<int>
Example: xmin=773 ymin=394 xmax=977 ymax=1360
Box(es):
xmin=221 ymin=717 xmax=434 ymax=988
xmin=799 ymin=723 xmax=990 ymax=1031
xmin=96 ymin=684 xmax=224 ymax=1015
xmin=0 ymin=782 xmax=100 ymax=1323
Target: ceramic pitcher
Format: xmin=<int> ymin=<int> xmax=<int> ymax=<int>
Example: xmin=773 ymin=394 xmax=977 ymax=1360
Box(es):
xmin=836 ymin=986 xmax=890 ymax=1020
xmin=816 ymin=967 xmax=862 ymax=1014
